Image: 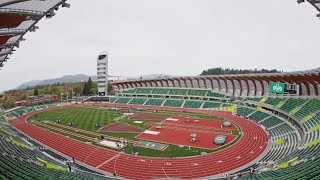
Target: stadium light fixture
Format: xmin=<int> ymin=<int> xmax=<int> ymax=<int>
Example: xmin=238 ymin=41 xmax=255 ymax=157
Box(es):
xmin=297 ymin=0 xmax=304 ymax=4
xmin=46 ymin=10 xmax=56 ymax=19
xmin=62 ymin=2 xmax=71 ymax=8
xmin=30 ymin=26 xmax=39 ymax=32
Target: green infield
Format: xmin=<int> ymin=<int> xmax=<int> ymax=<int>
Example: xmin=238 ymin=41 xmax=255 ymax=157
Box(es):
xmin=27 ymin=106 xmax=240 ymax=158
xmin=28 ymin=107 xmax=124 ymax=132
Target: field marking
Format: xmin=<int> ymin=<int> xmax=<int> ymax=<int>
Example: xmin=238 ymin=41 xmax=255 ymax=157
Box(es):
xmin=96 ymin=152 xmax=123 ymax=169
xmin=83 ymin=147 xmax=100 ymax=163
xmin=143 ymin=130 xmax=160 ymax=135
xmin=165 ymin=118 xmax=179 ymax=121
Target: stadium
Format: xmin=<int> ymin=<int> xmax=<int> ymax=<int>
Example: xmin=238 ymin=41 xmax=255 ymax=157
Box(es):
xmin=1 ymin=0 xmax=320 ymax=180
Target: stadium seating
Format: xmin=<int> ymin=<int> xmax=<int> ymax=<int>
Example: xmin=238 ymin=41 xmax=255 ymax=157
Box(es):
xmin=135 ymin=88 xmax=153 ymax=94
xmin=248 ymin=111 xmax=270 ymax=122
xmin=235 ymin=106 xmax=300 ymax=164
xmin=162 ymin=99 xmax=184 ymax=107
xmin=151 ymin=88 xmax=169 ymax=95
xmin=206 ymin=91 xmax=225 ymax=98
xmin=261 ymin=116 xmax=283 ymax=128
xmin=114 ymin=97 xmax=132 ymax=104
xmin=0 ymin=154 xmax=101 ymax=180
xmin=168 ymin=89 xmax=188 ymax=96
xmin=295 ymin=99 xmax=320 ymax=119
xmin=220 ymin=103 xmax=233 ymax=107
xmin=264 ymin=97 xmax=284 ymax=106
xmin=183 ymin=100 xmax=203 ymax=108
xmin=243 ymin=97 xmax=262 ymax=102
xmin=128 ymin=98 xmax=147 ymax=105
xmin=109 ymin=97 xmax=118 ymax=103
xmin=243 ymin=157 xmax=320 ymax=180
xmin=236 ymin=107 xmax=255 ymax=117
xmin=5 ymin=105 xmax=58 ymax=119
xmin=280 ymin=98 xmax=307 ymax=113
xmin=35 ymin=105 xmax=46 ymax=110
xmin=13 ymin=109 xmax=27 ymax=116
xmin=0 ymin=124 xmax=103 ymax=180
xmin=202 ymin=101 xmax=222 ymax=108
xmin=117 ymin=88 xmax=231 ymax=100
xmin=144 ymin=98 xmax=165 ymax=106
xmin=303 ymin=112 xmax=320 ymax=130
xmin=187 ymin=89 xmax=207 ymax=96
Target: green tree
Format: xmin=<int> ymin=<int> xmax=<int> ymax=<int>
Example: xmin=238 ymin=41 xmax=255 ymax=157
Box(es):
xmin=34 ymin=89 xmax=39 ymax=96
xmin=73 ymin=85 xmax=82 ymax=95
xmin=0 ymin=97 xmax=4 ymax=105
xmin=21 ymin=93 xmax=27 ymax=100
xmin=4 ymin=96 xmax=15 ymax=109
xmin=200 ymin=67 xmax=280 ymax=76
xmin=68 ymin=89 xmax=73 ymax=100
xmin=83 ymin=77 xmax=93 ymax=95
xmin=50 ymin=86 xmax=61 ymax=95
xmin=91 ymin=82 xmax=98 ymax=95
xmin=108 ymin=81 xmax=112 ymax=93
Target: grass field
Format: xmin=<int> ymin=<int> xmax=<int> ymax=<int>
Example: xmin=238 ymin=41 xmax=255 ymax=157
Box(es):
xmin=27 ymin=106 xmax=240 ymax=157
xmin=28 ymin=107 xmax=124 ymax=132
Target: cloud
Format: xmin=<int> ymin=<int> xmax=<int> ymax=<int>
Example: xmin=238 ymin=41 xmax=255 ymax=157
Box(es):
xmin=0 ymin=0 xmax=320 ymax=92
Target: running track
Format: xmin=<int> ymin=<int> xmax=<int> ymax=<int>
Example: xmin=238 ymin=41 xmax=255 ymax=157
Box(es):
xmin=9 ymin=104 xmax=268 ymax=180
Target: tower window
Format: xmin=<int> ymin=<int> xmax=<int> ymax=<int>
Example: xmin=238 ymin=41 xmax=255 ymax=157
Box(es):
xmin=98 ymin=55 xmax=107 ymax=60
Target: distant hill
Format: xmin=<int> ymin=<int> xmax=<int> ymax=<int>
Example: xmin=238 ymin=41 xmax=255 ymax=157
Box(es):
xmin=16 ymin=74 xmax=98 ymax=89
xmin=16 ymin=73 xmax=172 ymax=90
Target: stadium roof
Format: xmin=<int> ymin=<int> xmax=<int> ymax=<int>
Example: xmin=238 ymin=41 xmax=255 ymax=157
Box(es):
xmin=113 ymin=68 xmax=320 ymax=96
xmin=304 ymin=0 xmax=320 ymax=15
xmin=0 ymin=0 xmax=70 ymax=69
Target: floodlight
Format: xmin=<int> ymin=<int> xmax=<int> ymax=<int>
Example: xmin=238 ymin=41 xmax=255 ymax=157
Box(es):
xmin=62 ymin=2 xmax=70 ymax=8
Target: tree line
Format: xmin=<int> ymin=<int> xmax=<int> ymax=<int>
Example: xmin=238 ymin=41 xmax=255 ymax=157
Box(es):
xmin=200 ymin=67 xmax=282 ymax=76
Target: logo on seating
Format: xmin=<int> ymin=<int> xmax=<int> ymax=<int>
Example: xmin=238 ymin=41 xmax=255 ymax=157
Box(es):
xmin=270 ymin=82 xmax=285 ymax=94
xmin=273 ymin=84 xmax=282 ymax=92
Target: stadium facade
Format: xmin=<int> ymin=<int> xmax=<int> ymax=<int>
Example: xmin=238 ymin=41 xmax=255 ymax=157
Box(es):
xmin=113 ymin=68 xmax=320 ymax=96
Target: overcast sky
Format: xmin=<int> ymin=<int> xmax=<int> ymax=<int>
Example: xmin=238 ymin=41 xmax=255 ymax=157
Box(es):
xmin=1 ymin=0 xmax=320 ymax=92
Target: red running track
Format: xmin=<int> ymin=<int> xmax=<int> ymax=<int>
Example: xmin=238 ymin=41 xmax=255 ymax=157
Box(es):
xmin=9 ymin=104 xmax=268 ymax=180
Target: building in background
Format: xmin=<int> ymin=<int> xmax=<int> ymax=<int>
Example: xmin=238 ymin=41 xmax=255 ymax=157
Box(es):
xmin=97 ymin=51 xmax=108 ymax=96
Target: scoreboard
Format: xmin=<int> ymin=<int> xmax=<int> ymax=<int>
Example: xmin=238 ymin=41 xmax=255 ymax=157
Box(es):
xmin=270 ymin=82 xmax=299 ymax=95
